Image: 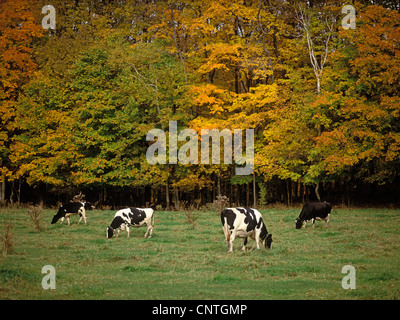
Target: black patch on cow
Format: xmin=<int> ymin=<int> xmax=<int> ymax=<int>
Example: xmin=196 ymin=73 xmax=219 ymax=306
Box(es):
xmin=110 ymin=216 xmax=126 ymax=230
xmin=236 ymin=207 xmax=258 ymax=232
xmin=128 ymin=208 xmax=146 ymax=225
xmin=220 ymin=209 xmax=236 ymax=231
xmin=259 ymin=223 xmax=268 ymax=240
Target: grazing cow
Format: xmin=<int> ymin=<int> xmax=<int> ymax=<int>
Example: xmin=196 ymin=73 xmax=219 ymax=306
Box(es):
xmin=106 ymin=208 xmax=154 ymax=239
xmin=295 ymin=201 xmax=332 ymax=229
xmin=51 ymin=202 xmax=93 ymax=225
xmin=221 ymin=207 xmax=272 ymax=253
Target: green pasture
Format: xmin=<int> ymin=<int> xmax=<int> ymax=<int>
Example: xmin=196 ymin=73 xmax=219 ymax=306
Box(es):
xmin=0 ymin=207 xmax=399 ymax=299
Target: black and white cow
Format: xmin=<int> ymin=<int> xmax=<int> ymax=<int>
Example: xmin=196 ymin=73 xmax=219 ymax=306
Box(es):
xmin=221 ymin=207 xmax=272 ymax=253
xmin=106 ymin=208 xmax=154 ymax=239
xmin=295 ymin=201 xmax=332 ymax=229
xmin=51 ymin=202 xmax=93 ymax=225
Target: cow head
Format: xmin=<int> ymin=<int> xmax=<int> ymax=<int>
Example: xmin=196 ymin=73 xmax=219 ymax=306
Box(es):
xmin=83 ymin=202 xmax=94 ymax=210
xmin=295 ymin=218 xmax=304 ymax=229
xmin=264 ymin=233 xmax=273 ymax=249
xmin=264 ymin=233 xmax=272 ymax=249
xmin=106 ymin=226 xmax=115 ymax=239
xmin=51 ymin=207 xmax=66 ymax=224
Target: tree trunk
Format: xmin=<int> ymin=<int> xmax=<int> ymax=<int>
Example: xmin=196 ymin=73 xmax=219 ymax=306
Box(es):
xmin=0 ymin=178 xmax=6 ymax=203
xmin=166 ymin=181 xmax=170 ymax=211
xmin=246 ymin=182 xmax=250 ymax=207
xmin=212 ymin=180 xmax=216 ymax=201
xmin=315 ymin=183 xmax=321 ymax=201
xmin=217 ymin=175 xmax=221 ymax=197
xmin=9 ymin=181 xmax=14 ymax=204
xmin=253 ymin=173 xmax=257 ymax=207
xmin=174 ymin=186 xmax=179 ymax=210
xmin=17 ymin=178 xmax=21 ymax=205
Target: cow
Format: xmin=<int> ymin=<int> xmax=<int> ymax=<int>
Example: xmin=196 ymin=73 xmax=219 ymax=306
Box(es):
xmin=221 ymin=207 xmax=272 ymax=253
xmin=51 ymin=202 xmax=93 ymax=226
xmin=295 ymin=201 xmax=332 ymax=229
xmin=106 ymin=208 xmax=154 ymax=239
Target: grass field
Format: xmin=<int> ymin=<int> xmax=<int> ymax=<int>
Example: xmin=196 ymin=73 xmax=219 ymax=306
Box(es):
xmin=0 ymin=206 xmax=399 ymax=300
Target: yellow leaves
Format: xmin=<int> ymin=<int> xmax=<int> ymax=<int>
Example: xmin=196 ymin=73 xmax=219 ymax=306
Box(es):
xmin=190 ymin=84 xmax=232 ymax=116
xmin=246 ymin=83 xmax=279 ymax=109
xmin=197 ymin=43 xmax=242 ymax=74
xmin=172 ymin=173 xmax=210 ymax=192
xmin=189 ymin=117 xmax=227 ymax=133
xmin=191 ymin=84 xmax=225 ymax=106
xmin=385 ymin=132 xmax=400 ymax=162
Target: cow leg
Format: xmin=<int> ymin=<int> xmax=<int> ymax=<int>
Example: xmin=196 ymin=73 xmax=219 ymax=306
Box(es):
xmin=78 ymin=208 xmax=86 ymax=225
xmin=126 ymin=225 xmax=130 ymax=238
xmin=79 ymin=213 xmax=87 ymax=225
xmin=255 ymin=230 xmax=261 ymax=249
xmin=325 ymin=214 xmax=330 ymax=228
xmin=144 ymin=223 xmax=153 ymax=238
xmin=228 ymin=230 xmax=236 ymax=253
xmin=82 ymin=209 xmax=87 ymax=225
xmin=241 ymin=237 xmax=248 ymax=252
xmin=312 ymin=218 xmax=315 ymax=228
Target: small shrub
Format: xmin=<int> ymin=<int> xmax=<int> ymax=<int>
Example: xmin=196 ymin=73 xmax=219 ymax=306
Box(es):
xmin=183 ymin=200 xmax=201 ymax=227
xmin=1 ymin=222 xmax=15 ymax=257
xmin=185 ymin=210 xmax=199 ymax=226
xmin=214 ymin=195 xmax=229 ymax=213
xmin=27 ymin=205 xmax=44 ymax=233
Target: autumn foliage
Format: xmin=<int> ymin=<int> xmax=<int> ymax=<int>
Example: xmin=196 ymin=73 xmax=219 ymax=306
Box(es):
xmin=0 ymin=0 xmax=399 ymax=206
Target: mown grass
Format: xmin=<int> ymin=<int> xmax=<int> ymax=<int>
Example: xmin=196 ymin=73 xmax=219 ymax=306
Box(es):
xmin=0 ymin=206 xmax=399 ymax=300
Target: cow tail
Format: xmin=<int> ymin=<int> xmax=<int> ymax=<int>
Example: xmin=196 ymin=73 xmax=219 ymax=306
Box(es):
xmin=224 ymin=217 xmax=230 ymax=242
xmin=151 ymin=211 xmax=155 ymax=227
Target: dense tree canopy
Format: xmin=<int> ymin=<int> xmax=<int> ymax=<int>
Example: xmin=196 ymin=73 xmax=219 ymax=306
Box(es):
xmin=1 ymin=0 xmax=399 ymax=207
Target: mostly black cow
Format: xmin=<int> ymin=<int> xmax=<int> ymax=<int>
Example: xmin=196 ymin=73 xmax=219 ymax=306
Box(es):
xmin=106 ymin=208 xmax=154 ymax=239
xmin=221 ymin=207 xmax=272 ymax=253
xmin=295 ymin=201 xmax=332 ymax=229
xmin=51 ymin=202 xmax=93 ymax=225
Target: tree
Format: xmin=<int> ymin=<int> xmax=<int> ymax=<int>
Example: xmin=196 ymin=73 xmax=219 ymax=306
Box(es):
xmin=0 ymin=0 xmax=43 ymax=202
xmin=295 ymin=3 xmax=337 ymax=94
xmin=313 ymin=4 xmax=400 ymax=185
